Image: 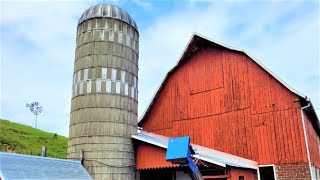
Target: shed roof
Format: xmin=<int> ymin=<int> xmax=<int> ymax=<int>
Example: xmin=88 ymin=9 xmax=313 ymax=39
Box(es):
xmin=132 ymin=131 xmax=258 ymax=170
xmin=138 ymin=33 xmax=319 ymax=135
xmin=0 ymin=152 xmax=92 ymax=180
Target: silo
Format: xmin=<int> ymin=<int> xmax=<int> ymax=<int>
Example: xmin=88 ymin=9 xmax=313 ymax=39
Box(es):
xmin=67 ymin=4 xmax=139 ymax=180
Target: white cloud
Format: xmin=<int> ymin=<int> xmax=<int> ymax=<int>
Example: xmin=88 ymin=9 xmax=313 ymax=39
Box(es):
xmin=132 ymin=0 xmax=152 ymax=10
xmin=1 ymin=1 xmax=95 ymax=136
xmin=138 ymin=3 xmax=229 ymax=115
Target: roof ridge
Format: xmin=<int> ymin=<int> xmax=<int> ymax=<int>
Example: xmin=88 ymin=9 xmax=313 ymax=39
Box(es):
xmin=0 ymin=151 xmax=81 ymax=163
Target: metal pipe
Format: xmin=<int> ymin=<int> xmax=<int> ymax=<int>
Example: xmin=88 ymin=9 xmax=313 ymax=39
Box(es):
xmin=300 ymin=101 xmax=314 ymax=180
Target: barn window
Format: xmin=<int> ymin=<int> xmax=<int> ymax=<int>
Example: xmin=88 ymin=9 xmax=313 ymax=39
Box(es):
xmin=259 ymin=166 xmax=275 ymax=180
xmin=239 ymin=176 xmax=244 ymax=180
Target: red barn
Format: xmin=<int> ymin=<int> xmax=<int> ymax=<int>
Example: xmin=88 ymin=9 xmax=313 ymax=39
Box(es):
xmin=133 ymin=34 xmax=320 ymax=180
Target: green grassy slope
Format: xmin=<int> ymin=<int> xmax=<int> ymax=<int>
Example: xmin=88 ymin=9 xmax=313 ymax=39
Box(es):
xmin=0 ymin=119 xmax=68 ymax=158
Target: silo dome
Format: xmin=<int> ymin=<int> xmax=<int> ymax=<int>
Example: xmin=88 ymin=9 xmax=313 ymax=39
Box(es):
xmin=78 ymin=4 xmax=138 ymax=31
xmin=68 ymin=4 xmax=139 ymax=180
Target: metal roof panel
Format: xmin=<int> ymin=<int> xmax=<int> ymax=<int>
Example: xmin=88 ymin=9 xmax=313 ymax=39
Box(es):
xmin=0 ymin=152 xmax=92 ymax=180
xmin=132 ymin=131 xmax=258 ymax=170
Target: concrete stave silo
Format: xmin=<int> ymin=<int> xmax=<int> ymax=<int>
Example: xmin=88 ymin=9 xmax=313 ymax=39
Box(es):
xmin=67 ymin=4 xmax=139 ymax=180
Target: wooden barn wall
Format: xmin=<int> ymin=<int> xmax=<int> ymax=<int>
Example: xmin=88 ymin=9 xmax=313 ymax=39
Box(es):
xmin=227 ymin=167 xmax=255 ymax=180
xmin=141 ymin=46 xmax=310 ymax=165
xmin=136 ymin=142 xmax=178 ymax=170
xmin=305 ymin=114 xmax=320 ymax=168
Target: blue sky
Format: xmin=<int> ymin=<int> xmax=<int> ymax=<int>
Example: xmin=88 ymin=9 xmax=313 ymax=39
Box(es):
xmin=1 ymin=0 xmax=319 ymax=136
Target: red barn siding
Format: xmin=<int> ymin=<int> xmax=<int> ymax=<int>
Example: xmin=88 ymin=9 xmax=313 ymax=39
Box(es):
xmin=227 ymin=168 xmax=255 ymax=180
xmin=136 ymin=142 xmax=178 ymax=170
xmin=136 ymin=142 xmax=257 ymax=178
xmin=141 ymin=46 xmax=309 ymax=165
xmin=305 ymin=114 xmax=320 ymax=168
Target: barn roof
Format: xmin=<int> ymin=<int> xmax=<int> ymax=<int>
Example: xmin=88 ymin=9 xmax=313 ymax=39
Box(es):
xmin=132 ymin=131 xmax=258 ymax=169
xmin=138 ymin=33 xmax=319 ymax=134
xmin=0 ymin=152 xmax=92 ymax=180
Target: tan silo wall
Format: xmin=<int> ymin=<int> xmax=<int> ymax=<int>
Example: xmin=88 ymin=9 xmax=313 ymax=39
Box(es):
xmin=68 ymin=17 xmax=139 ymax=180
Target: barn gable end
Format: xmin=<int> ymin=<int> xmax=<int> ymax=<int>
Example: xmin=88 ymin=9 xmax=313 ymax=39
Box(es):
xmin=138 ymin=34 xmax=319 ymax=166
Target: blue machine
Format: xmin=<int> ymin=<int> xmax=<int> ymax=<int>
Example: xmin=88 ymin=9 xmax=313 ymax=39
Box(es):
xmin=166 ymin=136 xmax=204 ymax=180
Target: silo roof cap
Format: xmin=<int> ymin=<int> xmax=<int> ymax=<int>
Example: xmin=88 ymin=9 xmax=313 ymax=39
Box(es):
xmin=78 ymin=4 xmax=138 ymax=31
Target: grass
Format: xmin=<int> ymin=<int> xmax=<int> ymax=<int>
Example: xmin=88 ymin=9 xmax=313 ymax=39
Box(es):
xmin=0 ymin=119 xmax=68 ymax=159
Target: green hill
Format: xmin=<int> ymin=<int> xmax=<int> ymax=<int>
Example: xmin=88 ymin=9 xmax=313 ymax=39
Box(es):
xmin=0 ymin=119 xmax=68 ymax=158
